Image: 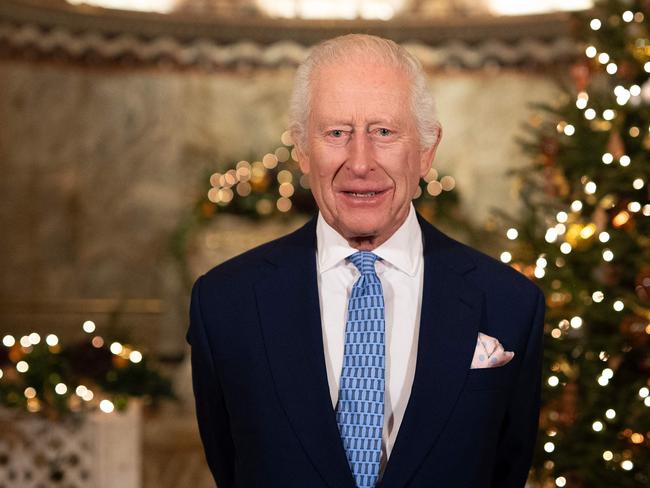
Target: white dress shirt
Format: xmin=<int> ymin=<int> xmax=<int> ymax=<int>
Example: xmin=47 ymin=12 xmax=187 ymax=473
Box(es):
xmin=315 ymin=203 xmax=424 ymax=473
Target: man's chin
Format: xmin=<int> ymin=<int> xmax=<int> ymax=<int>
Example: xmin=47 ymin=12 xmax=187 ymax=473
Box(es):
xmin=339 ymin=222 xmax=384 ymax=242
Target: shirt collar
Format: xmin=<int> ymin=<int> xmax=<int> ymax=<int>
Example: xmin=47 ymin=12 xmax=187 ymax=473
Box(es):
xmin=316 ymin=203 xmax=422 ymax=276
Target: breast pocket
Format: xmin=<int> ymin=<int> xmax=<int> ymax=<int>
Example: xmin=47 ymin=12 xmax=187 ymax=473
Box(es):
xmin=463 ymin=360 xmax=517 ymax=391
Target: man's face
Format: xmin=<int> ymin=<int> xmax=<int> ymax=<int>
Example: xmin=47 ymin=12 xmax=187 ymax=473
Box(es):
xmin=297 ymin=61 xmax=440 ymax=249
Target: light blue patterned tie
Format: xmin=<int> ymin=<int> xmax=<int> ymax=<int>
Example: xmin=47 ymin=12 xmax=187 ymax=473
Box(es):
xmin=336 ymin=251 xmax=385 ymax=488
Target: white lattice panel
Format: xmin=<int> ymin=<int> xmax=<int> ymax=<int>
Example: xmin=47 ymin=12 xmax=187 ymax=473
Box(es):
xmin=0 ymin=402 xmax=141 ymax=488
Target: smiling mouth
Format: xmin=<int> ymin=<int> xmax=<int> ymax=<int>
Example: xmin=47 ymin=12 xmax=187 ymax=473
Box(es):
xmin=342 ymin=189 xmax=388 ymax=197
xmin=345 ymin=191 xmax=378 ymax=197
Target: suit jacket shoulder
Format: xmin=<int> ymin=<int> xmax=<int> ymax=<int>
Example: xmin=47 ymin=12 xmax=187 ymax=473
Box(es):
xmin=417 ymin=215 xmax=542 ymax=301
xmin=198 ymin=215 xmax=318 ymax=291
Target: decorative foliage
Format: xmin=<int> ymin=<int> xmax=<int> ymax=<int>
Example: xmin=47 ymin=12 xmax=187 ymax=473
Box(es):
xmin=171 ymin=130 xmax=477 ymax=288
xmin=0 ymin=322 xmax=174 ymax=419
xmin=498 ymin=1 xmax=650 ymax=486
xmin=194 ymin=130 xmax=462 ymax=220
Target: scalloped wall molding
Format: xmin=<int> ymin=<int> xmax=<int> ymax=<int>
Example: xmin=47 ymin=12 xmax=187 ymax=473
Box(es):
xmin=0 ymin=22 xmax=577 ymax=69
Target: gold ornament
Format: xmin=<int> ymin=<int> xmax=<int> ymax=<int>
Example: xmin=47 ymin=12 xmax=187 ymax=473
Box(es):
xmin=565 ymin=223 xmax=595 ymax=249
xmin=607 ymin=131 xmax=626 ymax=160
xmin=592 ymin=206 xmax=608 ymax=232
xmin=250 ymin=174 xmax=270 ymax=192
xmin=549 ymin=290 xmax=572 ymax=308
xmin=631 ymin=40 xmax=650 ymax=63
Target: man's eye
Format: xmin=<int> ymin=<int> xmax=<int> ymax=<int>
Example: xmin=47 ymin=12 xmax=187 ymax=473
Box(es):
xmin=377 ymin=128 xmax=392 ymax=136
xmin=330 ymin=130 xmax=344 ymax=138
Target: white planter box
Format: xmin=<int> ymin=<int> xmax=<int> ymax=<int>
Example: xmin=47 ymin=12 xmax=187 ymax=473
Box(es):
xmin=0 ymin=401 xmax=141 ymax=488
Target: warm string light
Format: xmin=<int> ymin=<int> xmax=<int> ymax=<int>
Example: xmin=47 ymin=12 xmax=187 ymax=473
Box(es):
xmin=627 ymin=201 xmax=641 ymax=213
xmin=109 ymin=341 xmax=144 ymax=364
xmin=621 ymin=460 xmax=634 ymax=470
xmin=83 ymin=320 xmax=96 ymax=333
xmin=207 ymin=130 xmax=304 ymax=216
xmin=0 ymin=319 xmax=137 ymax=415
xmin=535 ymin=193 xmax=636 ymax=268
xmin=99 ymin=399 xmax=115 ymax=413
xmin=76 ymin=385 xmax=94 ymax=402
xmin=592 ymin=290 xmax=605 ymax=302
xmin=613 ymin=85 xmax=642 ymax=106
xmin=556 ymin=121 xmax=575 ymax=136
xmin=423 ymin=168 xmax=455 ymax=196
xmin=545 ymin=227 xmax=558 ymax=243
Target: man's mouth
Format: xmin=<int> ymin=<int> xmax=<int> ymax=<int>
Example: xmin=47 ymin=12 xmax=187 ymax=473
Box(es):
xmin=341 ymin=189 xmax=389 ymax=197
xmin=345 ymin=191 xmax=379 ymax=197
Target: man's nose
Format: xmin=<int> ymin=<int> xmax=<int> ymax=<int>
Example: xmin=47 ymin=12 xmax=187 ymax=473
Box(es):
xmin=346 ymin=132 xmax=375 ymax=176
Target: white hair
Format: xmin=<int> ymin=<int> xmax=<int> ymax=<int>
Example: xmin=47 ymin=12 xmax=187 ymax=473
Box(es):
xmin=288 ymin=34 xmax=440 ymax=150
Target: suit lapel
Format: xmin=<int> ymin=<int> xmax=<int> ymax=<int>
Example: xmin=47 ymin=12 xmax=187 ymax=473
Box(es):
xmin=380 ymin=214 xmax=484 ymax=488
xmin=254 ymin=212 xmax=483 ymax=488
xmin=254 ymin=216 xmax=357 ymax=488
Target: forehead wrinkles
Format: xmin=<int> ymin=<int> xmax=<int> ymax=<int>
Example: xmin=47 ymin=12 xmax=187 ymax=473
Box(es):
xmin=309 ymin=69 xmax=411 ymax=129
xmin=315 ymin=102 xmax=402 ymax=126
xmin=311 ymin=60 xmax=409 ymax=97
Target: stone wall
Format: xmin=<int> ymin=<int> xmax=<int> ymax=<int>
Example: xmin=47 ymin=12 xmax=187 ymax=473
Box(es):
xmin=0 ymin=59 xmax=559 ymax=355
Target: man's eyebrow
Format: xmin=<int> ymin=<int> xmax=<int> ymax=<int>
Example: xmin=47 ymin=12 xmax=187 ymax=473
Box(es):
xmin=316 ymin=121 xmax=354 ymax=129
xmin=316 ymin=118 xmax=400 ymax=129
xmin=367 ymin=118 xmax=400 ymax=126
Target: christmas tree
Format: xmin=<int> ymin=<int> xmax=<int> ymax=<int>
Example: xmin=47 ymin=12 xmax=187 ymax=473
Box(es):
xmin=500 ymin=1 xmax=649 ymax=486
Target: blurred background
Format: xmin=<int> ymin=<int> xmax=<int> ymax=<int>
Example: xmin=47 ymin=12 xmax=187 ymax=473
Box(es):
xmin=0 ymin=0 xmax=648 ymax=487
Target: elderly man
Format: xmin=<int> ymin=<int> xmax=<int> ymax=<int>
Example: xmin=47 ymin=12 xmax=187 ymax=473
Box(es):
xmin=187 ymin=34 xmax=544 ymax=488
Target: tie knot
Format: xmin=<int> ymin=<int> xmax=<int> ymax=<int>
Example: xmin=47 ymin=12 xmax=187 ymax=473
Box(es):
xmin=348 ymin=251 xmax=380 ymax=276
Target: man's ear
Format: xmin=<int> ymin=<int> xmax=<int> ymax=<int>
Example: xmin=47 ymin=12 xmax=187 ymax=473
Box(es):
xmin=295 ymin=143 xmax=310 ymax=175
xmin=419 ymin=124 xmax=443 ymax=177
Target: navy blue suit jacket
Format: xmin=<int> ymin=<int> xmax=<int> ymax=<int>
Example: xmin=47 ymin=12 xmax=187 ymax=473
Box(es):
xmin=187 ymin=212 xmax=545 ymax=488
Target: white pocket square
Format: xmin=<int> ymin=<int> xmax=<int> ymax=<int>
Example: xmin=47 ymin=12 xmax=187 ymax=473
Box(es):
xmin=470 ymin=332 xmax=515 ymax=369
